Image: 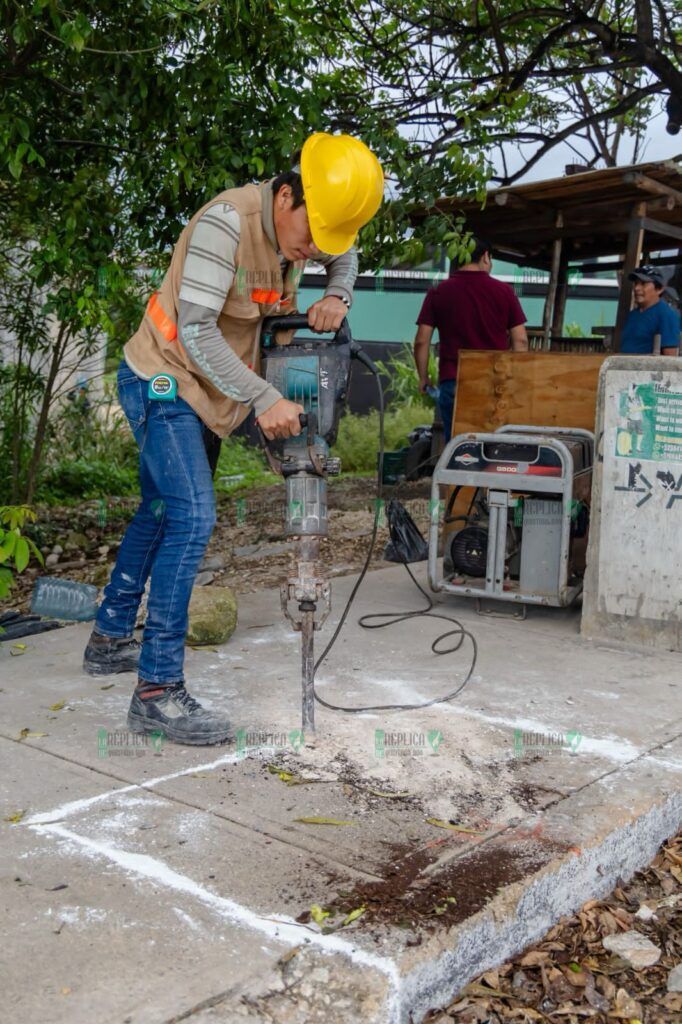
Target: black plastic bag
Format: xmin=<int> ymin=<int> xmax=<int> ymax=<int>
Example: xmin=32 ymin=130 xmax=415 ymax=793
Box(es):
xmin=383 ymin=498 xmax=429 ymax=563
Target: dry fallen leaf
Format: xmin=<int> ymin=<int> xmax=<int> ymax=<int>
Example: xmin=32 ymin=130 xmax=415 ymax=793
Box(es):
xmin=267 ymin=765 xmax=324 ymax=786
xmin=17 ymin=729 xmax=47 ymax=741
xmin=365 ymin=788 xmax=412 ymax=799
xmin=294 ymin=816 xmax=355 ymax=826
xmin=48 ymin=700 xmax=66 ymax=712
xmin=520 ymin=950 xmax=551 ymax=967
xmin=481 ymin=969 xmax=499 ymax=988
xmin=462 ymin=982 xmax=509 ymax=999
xmin=426 ymin=818 xmax=487 ymax=834
xmin=277 ymin=945 xmax=301 ymax=966
xmin=610 ymin=987 xmax=642 ymax=1019
xmin=4 ymin=810 xmax=26 ymax=824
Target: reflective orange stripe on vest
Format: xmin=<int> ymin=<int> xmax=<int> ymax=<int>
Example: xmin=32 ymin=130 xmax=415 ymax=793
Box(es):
xmin=251 ymin=288 xmax=282 ymax=305
xmin=146 ymin=292 xmax=177 ymax=342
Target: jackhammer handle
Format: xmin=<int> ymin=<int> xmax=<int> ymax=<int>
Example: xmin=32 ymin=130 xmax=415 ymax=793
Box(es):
xmin=299 ymin=412 xmax=317 ymax=443
xmin=262 ymin=314 xmax=351 ymax=343
xmin=263 ymin=314 xmax=310 ymax=332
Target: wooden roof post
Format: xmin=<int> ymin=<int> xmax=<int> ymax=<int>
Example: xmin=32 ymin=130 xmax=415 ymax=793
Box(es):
xmin=543 ymin=211 xmax=564 ymax=347
xmin=613 ymin=201 xmax=646 ymax=352
xmin=551 ymin=250 xmax=569 ymax=338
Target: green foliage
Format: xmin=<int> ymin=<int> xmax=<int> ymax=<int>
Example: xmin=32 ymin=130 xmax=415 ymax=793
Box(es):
xmin=564 ymin=322 xmax=595 ymax=339
xmin=375 ymin=345 xmax=439 ymax=407
xmin=2 ymin=0 xmax=675 ymax=499
xmin=0 ymin=506 xmax=44 ymax=601
xmin=35 ymin=378 xmax=139 ymax=503
xmin=0 ymin=0 xmax=331 ymax=498
xmin=214 ymin=437 xmax=278 ymax=494
xmin=37 ymin=458 xmax=139 ymax=503
xmin=333 ymin=402 xmax=433 ymax=474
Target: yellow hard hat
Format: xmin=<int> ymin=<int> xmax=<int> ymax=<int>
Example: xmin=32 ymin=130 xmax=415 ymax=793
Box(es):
xmin=300 ymin=133 xmax=384 ymax=255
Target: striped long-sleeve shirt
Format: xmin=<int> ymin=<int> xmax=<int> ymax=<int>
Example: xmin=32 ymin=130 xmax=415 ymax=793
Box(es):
xmin=175 ymin=184 xmax=358 ymax=416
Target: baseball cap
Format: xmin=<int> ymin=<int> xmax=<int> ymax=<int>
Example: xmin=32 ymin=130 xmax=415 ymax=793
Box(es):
xmin=628 ymin=264 xmax=665 ymax=286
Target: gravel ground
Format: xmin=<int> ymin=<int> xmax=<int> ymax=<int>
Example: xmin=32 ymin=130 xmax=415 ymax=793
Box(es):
xmin=2 ymin=475 xmax=433 ymax=615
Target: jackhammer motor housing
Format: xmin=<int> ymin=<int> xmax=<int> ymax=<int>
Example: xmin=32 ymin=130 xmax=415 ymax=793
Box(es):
xmin=260 ymin=314 xmax=357 ymax=537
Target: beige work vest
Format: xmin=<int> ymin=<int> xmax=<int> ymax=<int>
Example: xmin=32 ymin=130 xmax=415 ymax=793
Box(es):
xmin=124 ymin=182 xmax=304 ymax=437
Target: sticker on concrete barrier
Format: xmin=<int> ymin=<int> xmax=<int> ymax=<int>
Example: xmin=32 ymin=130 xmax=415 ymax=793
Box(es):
xmin=615 ymin=383 xmax=682 ymax=463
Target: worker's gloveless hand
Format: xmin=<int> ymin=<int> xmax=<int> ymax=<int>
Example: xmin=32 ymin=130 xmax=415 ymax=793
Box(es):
xmin=418 ymin=376 xmax=432 ymax=393
xmin=257 ymin=398 xmax=305 ymax=440
xmin=307 ymin=296 xmax=347 ymax=333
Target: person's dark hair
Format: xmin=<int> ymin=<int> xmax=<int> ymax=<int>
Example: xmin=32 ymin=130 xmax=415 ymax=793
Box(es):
xmin=272 ymin=165 xmax=305 ymax=209
xmin=470 ymin=237 xmax=493 ymax=263
xmin=449 ymin=236 xmax=493 ymax=273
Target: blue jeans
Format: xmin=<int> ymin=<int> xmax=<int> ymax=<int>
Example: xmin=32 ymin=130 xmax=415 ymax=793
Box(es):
xmin=95 ymin=360 xmax=219 ymax=685
xmin=438 ymin=378 xmax=457 ymax=443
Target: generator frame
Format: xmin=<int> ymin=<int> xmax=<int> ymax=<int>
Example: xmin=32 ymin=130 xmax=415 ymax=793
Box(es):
xmin=427 ymin=426 xmax=594 ymax=609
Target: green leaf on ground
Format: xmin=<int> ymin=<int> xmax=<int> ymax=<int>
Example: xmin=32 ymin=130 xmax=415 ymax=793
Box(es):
xmin=342 ymin=906 xmax=366 ymax=926
xmin=310 ymin=904 xmax=331 ymax=924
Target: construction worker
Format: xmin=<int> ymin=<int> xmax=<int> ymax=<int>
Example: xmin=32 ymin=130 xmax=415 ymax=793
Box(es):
xmin=82 ymin=134 xmax=383 ymax=746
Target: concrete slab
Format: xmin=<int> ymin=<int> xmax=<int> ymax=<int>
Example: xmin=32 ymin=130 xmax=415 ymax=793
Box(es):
xmin=1 ymin=562 xmax=680 ymax=1023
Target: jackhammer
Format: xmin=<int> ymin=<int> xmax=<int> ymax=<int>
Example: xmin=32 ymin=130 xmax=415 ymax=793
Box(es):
xmin=259 ymin=314 xmax=376 ymax=733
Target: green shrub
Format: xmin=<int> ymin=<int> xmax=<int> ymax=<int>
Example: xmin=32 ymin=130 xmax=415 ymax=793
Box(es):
xmin=375 ymin=344 xmax=439 ymax=407
xmin=215 ymin=436 xmax=278 ymax=493
xmin=564 ymin=321 xmax=594 ymax=338
xmin=0 ymin=505 xmax=44 ymax=602
xmin=37 ymin=458 xmax=139 ymax=503
xmin=333 ymin=402 xmax=433 ymax=474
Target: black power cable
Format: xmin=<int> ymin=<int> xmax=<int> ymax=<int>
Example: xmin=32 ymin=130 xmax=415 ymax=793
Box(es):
xmin=312 ymin=351 xmax=477 ymax=714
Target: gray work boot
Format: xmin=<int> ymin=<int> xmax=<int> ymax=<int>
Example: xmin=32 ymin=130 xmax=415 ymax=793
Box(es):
xmin=127 ymin=683 xmax=232 ymax=746
xmin=83 ymin=631 xmax=140 ymax=675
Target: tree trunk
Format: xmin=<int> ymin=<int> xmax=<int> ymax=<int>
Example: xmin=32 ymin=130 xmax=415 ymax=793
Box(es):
xmin=9 ymin=334 xmax=25 ymax=504
xmin=23 ymin=321 xmax=70 ymax=504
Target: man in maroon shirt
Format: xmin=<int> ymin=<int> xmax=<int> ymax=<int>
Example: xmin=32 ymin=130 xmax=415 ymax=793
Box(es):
xmin=413 ymin=238 xmax=528 ymax=440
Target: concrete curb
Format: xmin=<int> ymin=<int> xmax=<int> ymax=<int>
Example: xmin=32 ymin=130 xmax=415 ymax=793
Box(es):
xmin=398 ymin=791 xmax=681 ymax=1023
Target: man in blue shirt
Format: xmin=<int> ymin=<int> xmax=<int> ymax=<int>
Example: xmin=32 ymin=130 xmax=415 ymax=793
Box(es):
xmin=620 ymin=265 xmax=680 ymax=355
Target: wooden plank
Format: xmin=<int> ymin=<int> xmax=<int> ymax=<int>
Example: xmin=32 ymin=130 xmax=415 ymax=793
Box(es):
xmin=623 ymin=171 xmax=682 ymax=205
xmin=452 ymin=351 xmax=607 ymax=435
xmin=640 ymin=216 xmax=682 ymax=240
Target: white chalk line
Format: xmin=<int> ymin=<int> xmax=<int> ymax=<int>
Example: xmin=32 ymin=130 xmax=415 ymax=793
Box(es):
xmin=25 ymin=749 xmax=246 ymax=826
xmin=33 ymin=823 xmax=402 ymax=1022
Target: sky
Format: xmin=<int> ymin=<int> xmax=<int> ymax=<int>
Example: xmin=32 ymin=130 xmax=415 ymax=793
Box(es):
xmin=502 ymin=99 xmax=681 ymax=185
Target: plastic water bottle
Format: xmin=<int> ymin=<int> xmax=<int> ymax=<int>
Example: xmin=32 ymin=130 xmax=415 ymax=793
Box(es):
xmin=31 ymin=577 xmax=98 ymax=621
xmin=426 ymin=384 xmax=441 ymax=401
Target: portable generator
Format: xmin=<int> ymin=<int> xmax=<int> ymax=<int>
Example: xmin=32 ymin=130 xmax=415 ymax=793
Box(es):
xmin=427 ymin=425 xmax=594 ymax=612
